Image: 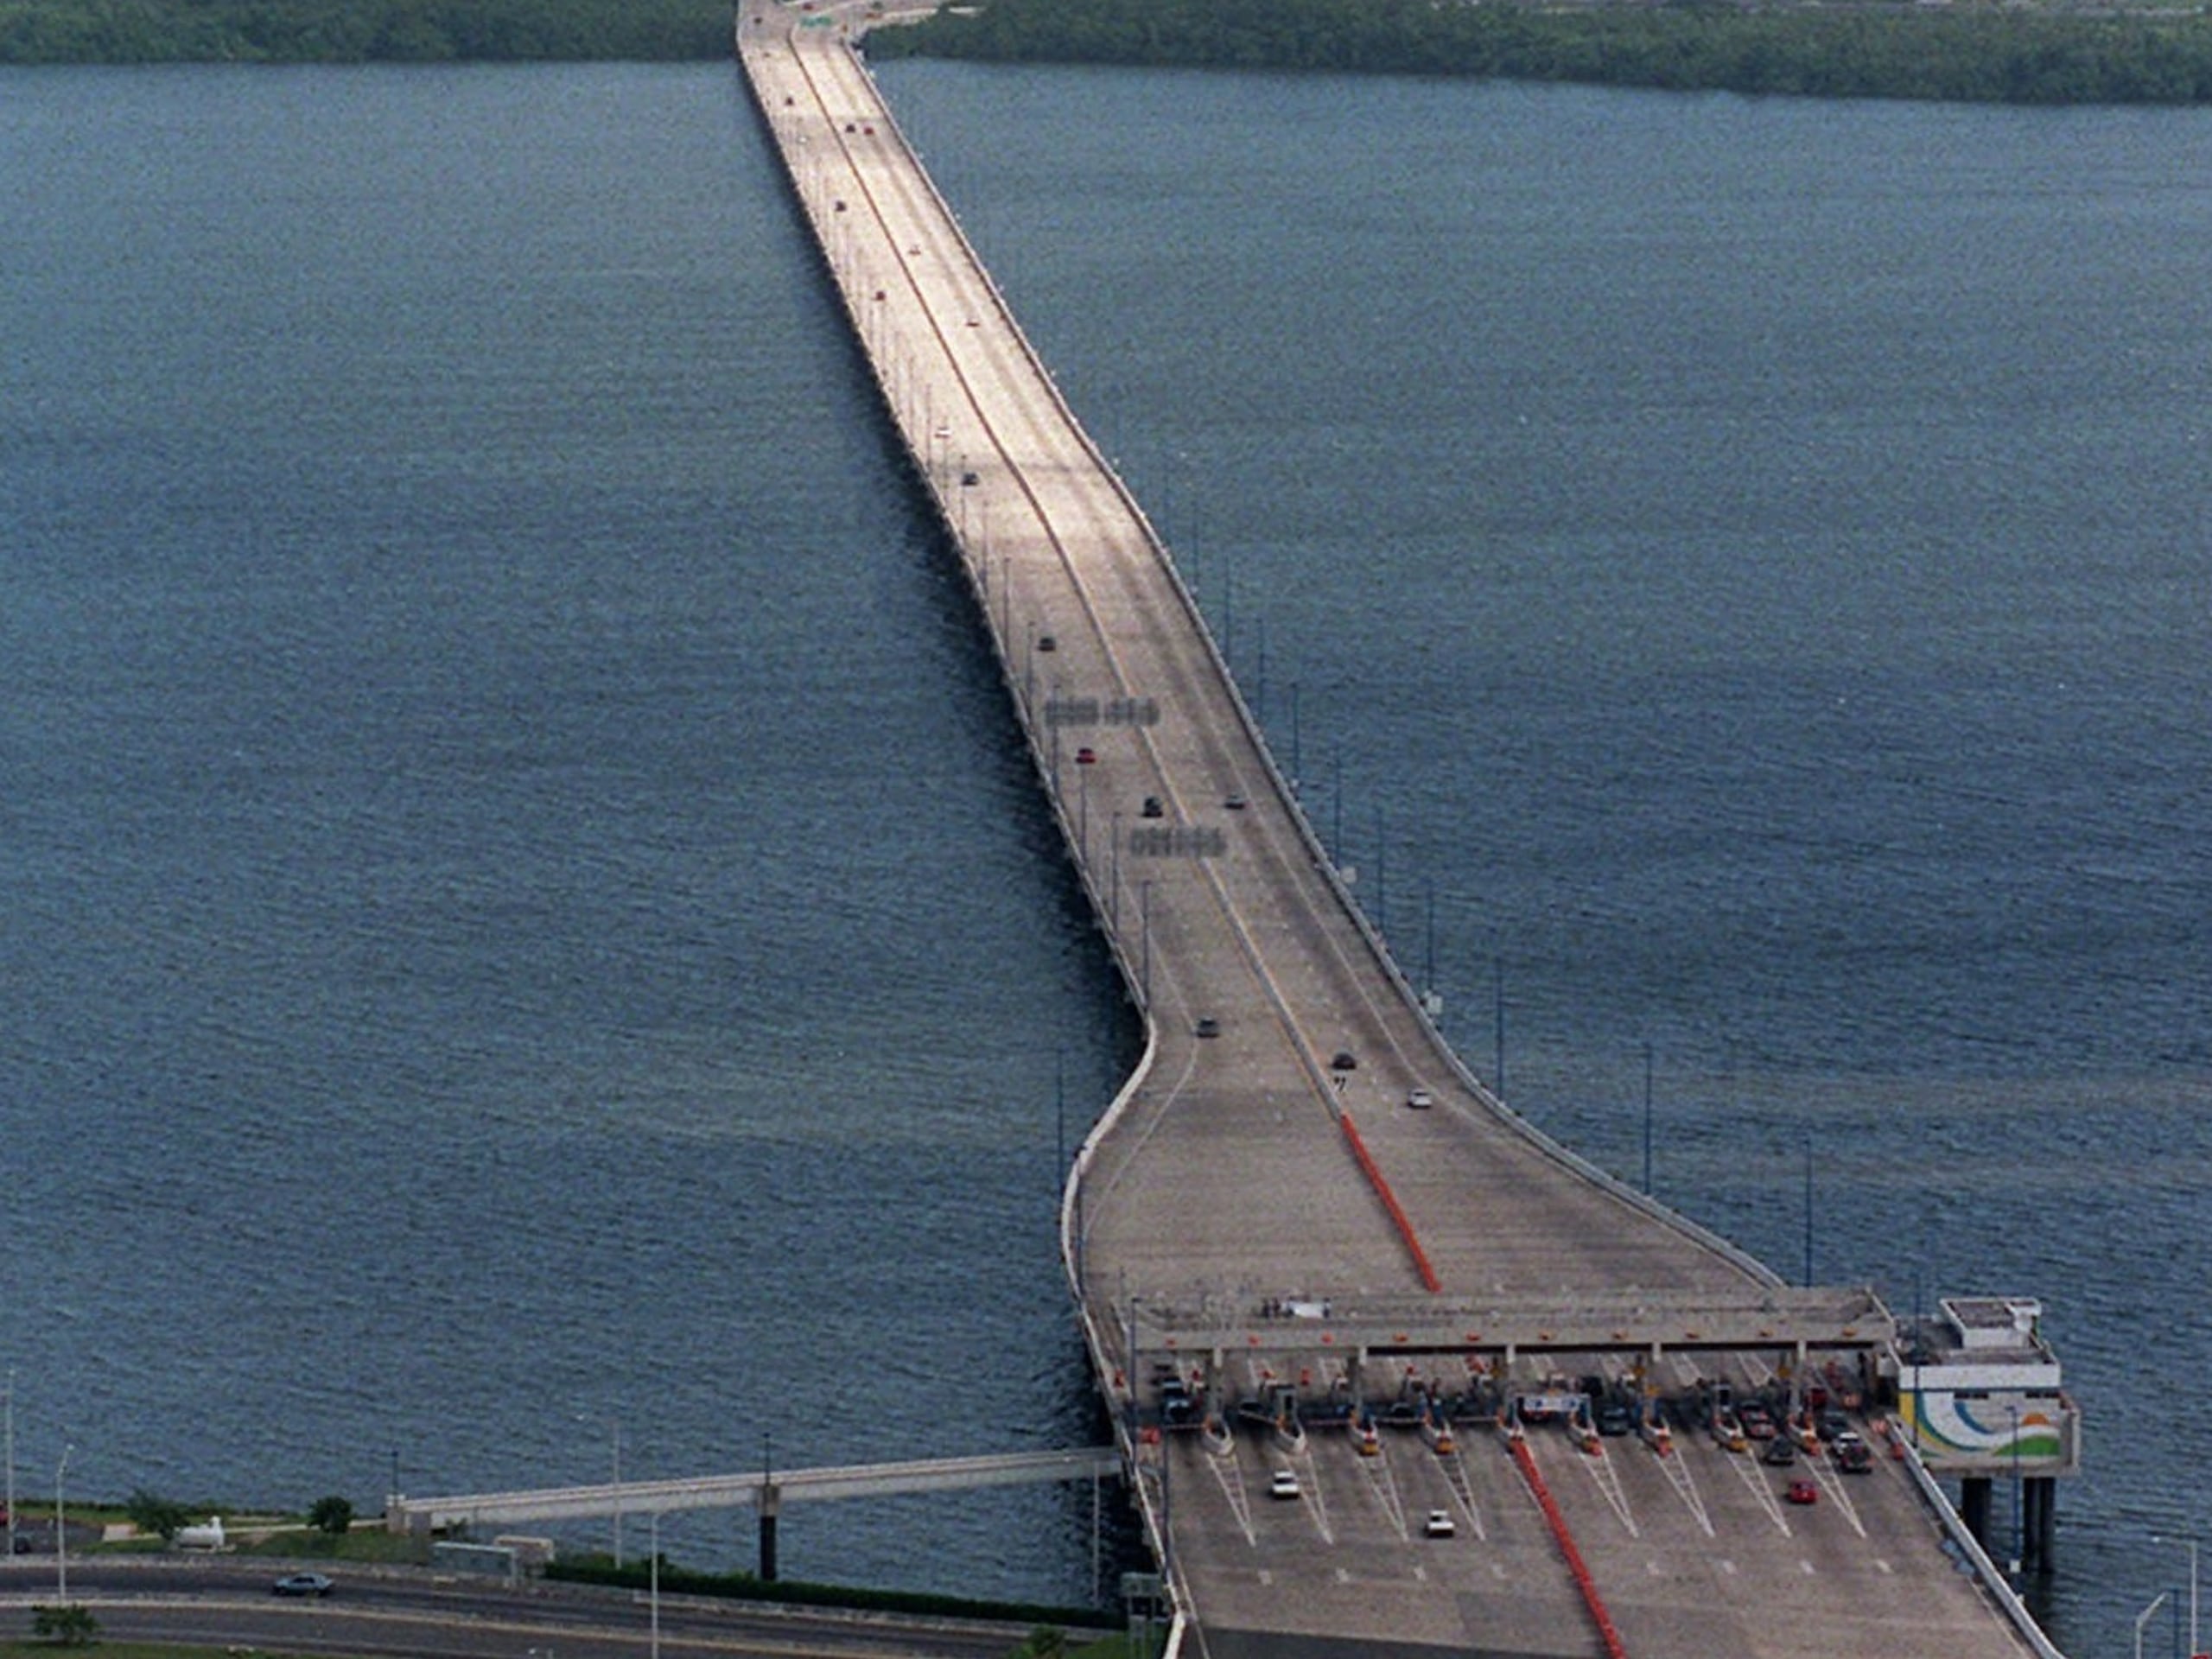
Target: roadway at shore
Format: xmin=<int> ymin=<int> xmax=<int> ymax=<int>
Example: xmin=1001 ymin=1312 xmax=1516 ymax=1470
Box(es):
xmin=0 ymin=1560 xmax=1063 ymax=1659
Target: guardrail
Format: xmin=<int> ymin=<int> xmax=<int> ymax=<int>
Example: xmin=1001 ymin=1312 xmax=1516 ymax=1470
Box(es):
xmin=1890 ymin=1426 xmax=2068 ymax=1659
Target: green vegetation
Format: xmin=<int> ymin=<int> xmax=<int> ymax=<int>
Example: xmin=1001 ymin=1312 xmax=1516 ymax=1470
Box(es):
xmin=27 ymin=1608 xmax=99 ymax=1648
xmin=124 ymin=1491 xmax=191 ymax=1543
xmin=868 ymin=0 xmax=2212 ymax=105
xmin=547 ymin=1554 xmax=1121 ymax=1630
xmin=10 ymin=0 xmax=2208 ymax=99
xmin=0 ymin=0 xmax=733 ymax=64
xmin=306 ymin=1497 xmax=354 ymax=1537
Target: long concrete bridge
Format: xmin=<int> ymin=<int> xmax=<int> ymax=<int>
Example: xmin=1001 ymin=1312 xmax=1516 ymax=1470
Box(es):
xmin=392 ymin=1449 xmax=1122 ymax=1530
xmin=735 ymin=10 xmax=2065 ymax=1656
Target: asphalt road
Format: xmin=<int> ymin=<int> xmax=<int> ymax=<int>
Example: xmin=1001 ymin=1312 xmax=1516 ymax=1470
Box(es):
xmin=0 ymin=1560 xmax=1067 ymax=1659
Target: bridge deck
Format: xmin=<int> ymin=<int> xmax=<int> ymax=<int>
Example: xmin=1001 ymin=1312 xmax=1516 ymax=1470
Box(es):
xmin=735 ymin=10 xmax=2046 ymax=1656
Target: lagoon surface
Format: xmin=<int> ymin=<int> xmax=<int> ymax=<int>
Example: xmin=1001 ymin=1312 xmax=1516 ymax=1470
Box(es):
xmin=5 ymin=54 xmax=2211 ymax=1651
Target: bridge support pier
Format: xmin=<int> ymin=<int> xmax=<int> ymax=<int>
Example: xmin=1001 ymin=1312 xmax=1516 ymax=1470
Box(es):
xmin=760 ymin=1482 xmax=780 ymax=1581
xmin=1961 ymin=1476 xmax=1993 ymax=1551
xmin=2023 ymin=1476 xmax=2056 ymax=1574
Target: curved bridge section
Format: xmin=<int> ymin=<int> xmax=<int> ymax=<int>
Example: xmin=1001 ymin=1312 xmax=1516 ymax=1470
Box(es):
xmin=736 ymin=10 xmax=2054 ymax=1656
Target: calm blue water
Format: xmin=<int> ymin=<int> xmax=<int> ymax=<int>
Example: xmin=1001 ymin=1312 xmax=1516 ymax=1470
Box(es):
xmin=5 ymin=54 xmax=2211 ymax=1652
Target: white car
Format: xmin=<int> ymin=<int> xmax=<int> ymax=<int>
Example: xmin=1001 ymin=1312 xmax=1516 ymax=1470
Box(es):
xmin=1269 ymin=1469 xmax=1301 ymax=1500
xmin=1407 ymin=1087 xmax=1435 ymax=1109
xmin=1423 ymin=1510 xmax=1456 ymax=1538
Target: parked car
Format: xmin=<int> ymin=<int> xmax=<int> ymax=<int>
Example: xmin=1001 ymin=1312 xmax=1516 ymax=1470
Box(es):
xmin=1269 ymin=1470 xmax=1301 ymax=1500
xmin=1761 ymin=1435 xmax=1798 ymax=1467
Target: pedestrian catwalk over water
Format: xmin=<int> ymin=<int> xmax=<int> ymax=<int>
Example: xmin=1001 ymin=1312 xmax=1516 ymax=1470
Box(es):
xmin=735 ymin=9 xmax=2064 ymax=1655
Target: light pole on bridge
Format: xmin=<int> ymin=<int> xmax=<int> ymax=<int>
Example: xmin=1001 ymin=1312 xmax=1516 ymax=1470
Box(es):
xmin=2157 ymin=1532 xmax=2201 ymax=1658
xmin=1111 ymin=811 xmax=1122 ymax=936
xmin=1141 ymin=880 xmax=1153 ymax=1009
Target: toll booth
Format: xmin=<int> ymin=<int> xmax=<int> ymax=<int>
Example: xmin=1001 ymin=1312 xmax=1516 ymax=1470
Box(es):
xmin=1893 ymin=1295 xmax=2079 ymax=1573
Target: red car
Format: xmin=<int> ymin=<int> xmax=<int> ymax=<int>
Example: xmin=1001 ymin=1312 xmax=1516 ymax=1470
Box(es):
xmin=1786 ymin=1478 xmax=1818 ymax=1506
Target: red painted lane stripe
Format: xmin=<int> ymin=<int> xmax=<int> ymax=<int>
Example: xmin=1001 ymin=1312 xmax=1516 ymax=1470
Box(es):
xmin=1510 ymin=1438 xmax=1630 ymax=1659
xmin=1338 ymin=1109 xmax=1442 ymax=1294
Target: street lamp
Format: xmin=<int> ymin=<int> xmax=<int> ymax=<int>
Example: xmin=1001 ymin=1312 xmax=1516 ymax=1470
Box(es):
xmin=2157 ymin=1533 xmax=2200 ymax=1657
xmin=4 ymin=1368 xmax=15 ymax=1563
xmin=55 ymin=1443 xmax=73 ymax=1604
xmin=612 ymin=1421 xmax=624 ymax=1569
xmin=2138 ymin=1591 xmax=2170 ymax=1659
xmin=1641 ymin=1042 xmax=1656 ymax=1195
xmin=1110 ymin=810 xmax=1122 ymax=934
xmin=1140 ymin=880 xmax=1153 ymax=1008
xmin=2190 ymin=1536 xmax=2201 ymax=1659
xmin=648 ymin=1511 xmax=661 ymax=1659
xmin=2007 ymin=1402 xmax=2022 ymax=1582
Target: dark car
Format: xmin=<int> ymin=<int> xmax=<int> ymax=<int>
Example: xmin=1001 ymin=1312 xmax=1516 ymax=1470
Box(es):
xmin=1595 ymin=1401 xmax=1633 ymax=1437
xmin=1141 ymin=796 xmax=1165 ymax=818
xmin=1329 ymin=1051 xmax=1357 ymax=1071
xmin=1194 ymin=1017 xmax=1221 ymax=1039
xmin=272 ymin=1573 xmax=334 ymax=1598
xmin=1761 ymin=1434 xmax=1798 ymax=1467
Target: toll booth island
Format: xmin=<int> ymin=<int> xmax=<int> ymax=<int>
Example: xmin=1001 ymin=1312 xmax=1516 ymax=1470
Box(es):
xmin=1897 ymin=1296 xmax=2081 ymax=1575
